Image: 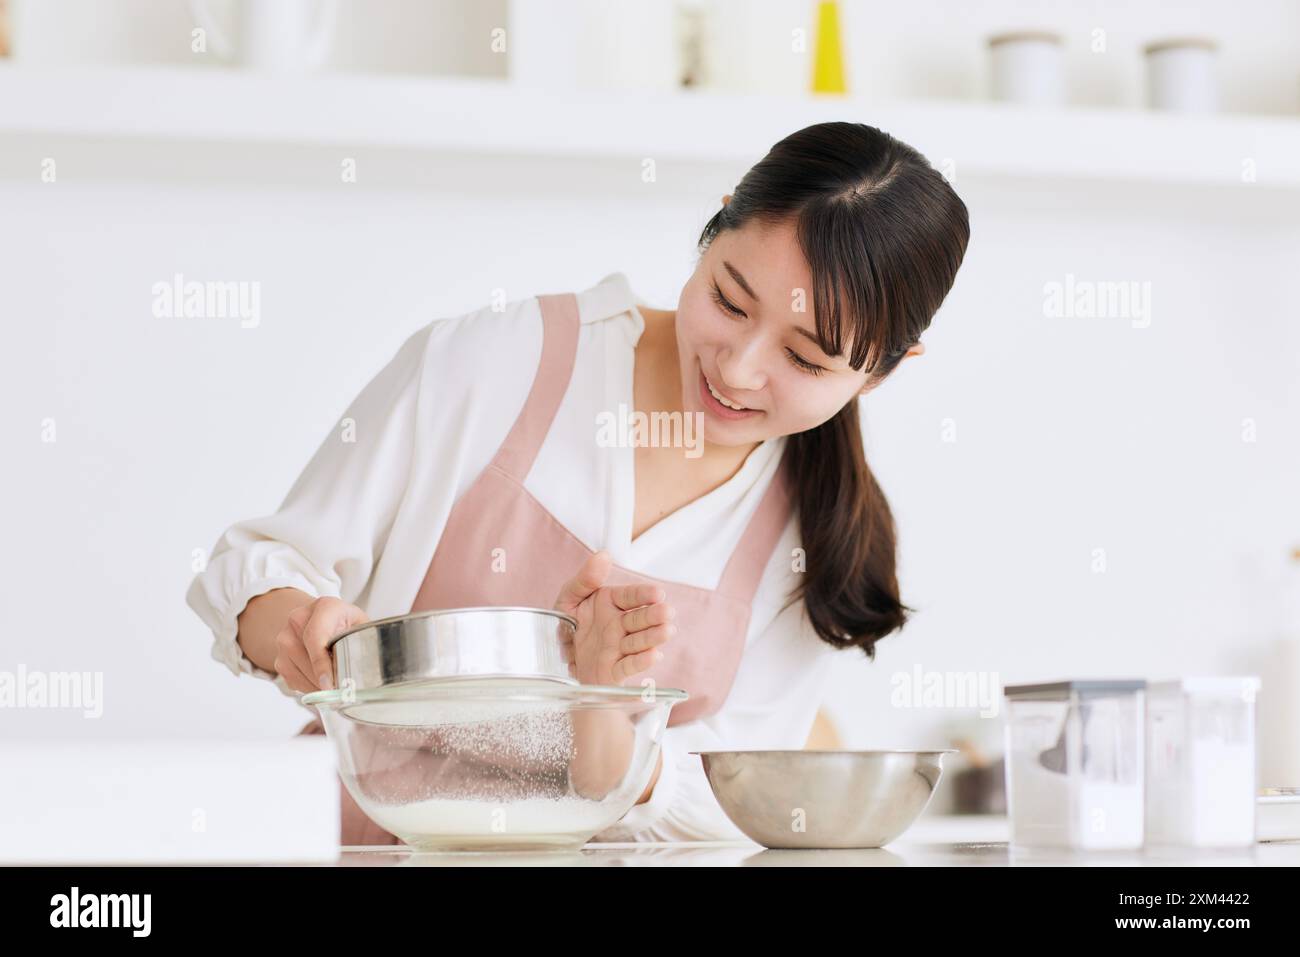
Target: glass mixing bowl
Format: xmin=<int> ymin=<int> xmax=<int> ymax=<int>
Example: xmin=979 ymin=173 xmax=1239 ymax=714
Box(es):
xmin=301 ymin=677 xmax=687 ymax=851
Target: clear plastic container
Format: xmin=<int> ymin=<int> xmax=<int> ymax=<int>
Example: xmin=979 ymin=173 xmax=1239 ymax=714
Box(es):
xmin=1145 ymin=677 xmax=1260 ymax=847
xmin=1004 ymin=680 xmax=1145 ymax=849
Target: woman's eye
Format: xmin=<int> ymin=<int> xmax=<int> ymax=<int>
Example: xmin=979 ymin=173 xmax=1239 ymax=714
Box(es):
xmin=710 ymin=281 xmax=824 ymax=376
xmin=785 ymin=348 xmax=826 ymax=377
xmin=709 ymin=283 xmax=746 ymax=318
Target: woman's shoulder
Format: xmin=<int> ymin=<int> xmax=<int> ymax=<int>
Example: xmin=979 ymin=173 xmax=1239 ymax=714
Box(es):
xmin=414 ymin=271 xmax=642 ymax=348
xmin=573 ymin=271 xmax=645 ymax=330
xmin=392 ymin=273 xmax=644 ymax=408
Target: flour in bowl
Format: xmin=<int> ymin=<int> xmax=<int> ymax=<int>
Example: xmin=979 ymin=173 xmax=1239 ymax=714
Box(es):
xmin=369 ymin=795 xmax=621 ymax=849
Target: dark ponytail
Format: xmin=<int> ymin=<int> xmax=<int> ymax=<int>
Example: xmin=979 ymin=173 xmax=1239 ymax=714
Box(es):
xmin=697 ymin=122 xmax=970 ymax=658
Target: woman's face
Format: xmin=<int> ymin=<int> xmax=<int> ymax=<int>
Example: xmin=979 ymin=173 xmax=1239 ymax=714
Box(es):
xmin=674 ymin=213 xmax=921 ymax=448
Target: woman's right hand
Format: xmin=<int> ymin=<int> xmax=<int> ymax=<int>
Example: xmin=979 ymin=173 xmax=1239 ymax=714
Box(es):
xmin=273 ymin=596 xmax=369 ymax=693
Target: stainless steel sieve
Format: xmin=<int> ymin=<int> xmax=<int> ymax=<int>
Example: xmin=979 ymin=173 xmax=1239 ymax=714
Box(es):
xmin=326 ymin=606 xmax=578 ymax=694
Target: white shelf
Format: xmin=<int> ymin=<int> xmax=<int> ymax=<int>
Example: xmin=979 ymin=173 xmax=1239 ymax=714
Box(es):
xmin=2 ymin=63 xmax=1299 ymax=192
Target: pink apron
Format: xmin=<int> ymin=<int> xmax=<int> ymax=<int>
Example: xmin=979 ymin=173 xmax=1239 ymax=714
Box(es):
xmin=298 ymin=290 xmax=793 ymax=845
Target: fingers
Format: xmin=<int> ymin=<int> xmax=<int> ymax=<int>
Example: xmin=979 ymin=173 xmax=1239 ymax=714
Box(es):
xmin=613 ymin=647 xmax=665 ymax=684
xmin=603 ymin=603 xmax=676 ymax=683
xmin=553 ymin=550 xmax=613 ymax=615
xmin=274 ymin=636 xmax=318 ymax=694
xmin=621 ymin=601 xmax=673 ymax=634
xmin=277 ymin=603 xmax=326 ymax=692
xmin=275 ymin=625 xmax=314 ymax=682
xmin=286 ymin=603 xmax=312 ymax=635
xmin=618 ymin=622 xmax=676 ymax=657
xmin=300 ymin=597 xmax=368 ymax=691
xmin=271 ymin=621 xmax=317 ymax=696
xmin=607 ymin=582 xmax=665 ymax=612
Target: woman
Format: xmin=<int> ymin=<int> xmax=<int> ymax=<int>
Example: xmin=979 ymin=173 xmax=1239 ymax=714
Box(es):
xmin=186 ymin=121 xmax=970 ymax=844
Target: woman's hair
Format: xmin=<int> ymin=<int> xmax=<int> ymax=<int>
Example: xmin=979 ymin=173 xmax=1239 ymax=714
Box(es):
xmin=697 ymin=121 xmax=970 ymax=659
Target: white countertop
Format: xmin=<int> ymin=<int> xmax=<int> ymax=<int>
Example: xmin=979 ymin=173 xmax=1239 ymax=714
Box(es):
xmin=29 ymin=814 xmax=1296 ymax=866
xmin=308 ymin=816 xmax=1300 ymax=867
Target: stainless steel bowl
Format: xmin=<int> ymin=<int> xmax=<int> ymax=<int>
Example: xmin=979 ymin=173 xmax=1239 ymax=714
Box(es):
xmin=328 ymin=606 xmax=577 ymax=694
xmin=694 ymin=749 xmax=957 ymax=848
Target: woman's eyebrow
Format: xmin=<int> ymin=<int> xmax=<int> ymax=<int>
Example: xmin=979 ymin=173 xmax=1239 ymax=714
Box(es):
xmin=723 ymin=261 xmax=760 ymax=302
xmin=793 ymin=325 xmax=844 ymax=359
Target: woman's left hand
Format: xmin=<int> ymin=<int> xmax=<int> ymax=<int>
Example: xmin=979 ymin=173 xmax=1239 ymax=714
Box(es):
xmin=552 ymin=550 xmax=677 ymax=687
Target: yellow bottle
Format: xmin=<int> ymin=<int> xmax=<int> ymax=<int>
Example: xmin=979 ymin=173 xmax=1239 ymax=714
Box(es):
xmin=811 ymin=1 xmax=848 ymax=95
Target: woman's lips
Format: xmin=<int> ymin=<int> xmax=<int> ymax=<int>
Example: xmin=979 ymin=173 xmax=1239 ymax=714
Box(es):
xmin=698 ymin=367 xmax=760 ymax=420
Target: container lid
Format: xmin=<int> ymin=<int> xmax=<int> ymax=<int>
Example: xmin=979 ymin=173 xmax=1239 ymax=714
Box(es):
xmin=987 ymin=31 xmax=1063 ymax=47
xmin=1142 ymin=37 xmax=1218 ymax=55
xmin=1003 ymin=679 xmax=1146 ymax=699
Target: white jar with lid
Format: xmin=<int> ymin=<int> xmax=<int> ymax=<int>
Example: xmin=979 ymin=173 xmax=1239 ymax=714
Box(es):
xmin=1145 ymin=677 xmax=1260 ymax=847
xmin=1004 ymin=680 xmax=1146 ymax=849
xmin=987 ymin=31 xmax=1066 ymax=106
xmin=1143 ymin=37 xmax=1219 ymax=113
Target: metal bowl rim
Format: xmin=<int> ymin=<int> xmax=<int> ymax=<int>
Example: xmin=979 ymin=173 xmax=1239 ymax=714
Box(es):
xmin=326 ymin=605 xmax=579 ymax=651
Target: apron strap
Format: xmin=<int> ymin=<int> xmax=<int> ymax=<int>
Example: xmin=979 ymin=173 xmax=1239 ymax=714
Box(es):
xmin=491 ymin=292 xmax=581 ymax=481
xmin=716 ymin=448 xmax=794 ymax=604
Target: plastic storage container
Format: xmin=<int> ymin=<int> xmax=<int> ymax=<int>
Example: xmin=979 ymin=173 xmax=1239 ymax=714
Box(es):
xmin=1145 ymin=677 xmax=1260 ymax=847
xmin=1004 ymin=680 xmax=1146 ymax=849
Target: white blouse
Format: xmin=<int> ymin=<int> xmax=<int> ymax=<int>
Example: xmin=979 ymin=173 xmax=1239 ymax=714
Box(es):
xmin=185 ymin=271 xmax=840 ymax=843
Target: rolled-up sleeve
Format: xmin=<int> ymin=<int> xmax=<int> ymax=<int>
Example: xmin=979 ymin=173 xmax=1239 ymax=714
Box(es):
xmin=592 ymin=592 xmax=838 ymax=843
xmin=185 ymin=323 xmax=431 ymax=696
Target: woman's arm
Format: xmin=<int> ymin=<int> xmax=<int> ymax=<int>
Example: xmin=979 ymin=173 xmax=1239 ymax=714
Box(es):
xmin=186 ymin=322 xmax=433 ymax=694
xmin=567 ymin=710 xmax=664 ymax=803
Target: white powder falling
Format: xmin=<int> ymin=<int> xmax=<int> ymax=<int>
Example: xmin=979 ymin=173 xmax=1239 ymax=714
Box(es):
xmin=342 ymin=705 xmax=578 ymax=793
xmin=340 ymin=699 xmax=635 ymax=848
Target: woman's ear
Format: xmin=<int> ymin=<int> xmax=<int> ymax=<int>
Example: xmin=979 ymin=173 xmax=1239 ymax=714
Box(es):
xmin=859 ymin=344 xmax=926 ymax=394
xmin=721 ymin=193 xmax=732 ymax=206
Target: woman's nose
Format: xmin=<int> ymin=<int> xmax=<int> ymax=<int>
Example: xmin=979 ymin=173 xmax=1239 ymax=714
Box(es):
xmin=716 ymin=339 xmax=767 ymax=393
